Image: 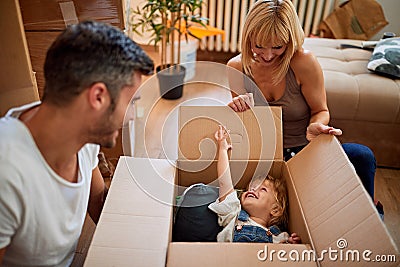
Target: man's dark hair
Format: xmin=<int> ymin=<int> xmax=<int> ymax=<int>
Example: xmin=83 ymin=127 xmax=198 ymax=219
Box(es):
xmin=43 ymin=20 xmax=154 ymax=108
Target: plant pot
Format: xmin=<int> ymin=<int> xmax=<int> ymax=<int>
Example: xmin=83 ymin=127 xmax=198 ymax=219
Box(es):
xmin=156 ymin=64 xmax=186 ymax=100
xmin=166 ymin=38 xmax=198 ymax=81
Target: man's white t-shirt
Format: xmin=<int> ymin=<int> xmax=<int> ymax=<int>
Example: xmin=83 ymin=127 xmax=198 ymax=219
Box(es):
xmin=0 ymin=102 xmax=100 ymax=266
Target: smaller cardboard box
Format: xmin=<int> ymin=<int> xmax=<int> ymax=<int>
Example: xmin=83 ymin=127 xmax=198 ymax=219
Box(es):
xmin=167 ymin=106 xmax=399 ymax=267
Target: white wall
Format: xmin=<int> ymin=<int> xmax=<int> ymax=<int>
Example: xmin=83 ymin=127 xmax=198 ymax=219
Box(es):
xmin=372 ymin=0 xmax=400 ymax=40
xmin=337 ymin=0 xmax=400 ymax=40
xmin=126 ymin=0 xmax=399 ymax=43
xmin=124 ymin=0 xmax=153 ymax=44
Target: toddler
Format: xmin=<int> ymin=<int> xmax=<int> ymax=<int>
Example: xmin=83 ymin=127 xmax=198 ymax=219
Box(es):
xmin=208 ymin=125 xmax=301 ymax=243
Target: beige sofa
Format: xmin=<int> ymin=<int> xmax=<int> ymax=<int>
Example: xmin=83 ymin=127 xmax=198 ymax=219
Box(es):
xmin=303 ymin=38 xmax=400 ymax=168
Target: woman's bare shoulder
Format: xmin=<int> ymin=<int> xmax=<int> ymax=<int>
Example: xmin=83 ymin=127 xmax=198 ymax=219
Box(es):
xmin=291 ymin=48 xmax=324 ymax=87
xmin=227 ymin=54 xmax=243 ymax=71
xmin=291 ymin=48 xmax=321 ymax=74
xmin=292 ymin=48 xmax=317 ymax=65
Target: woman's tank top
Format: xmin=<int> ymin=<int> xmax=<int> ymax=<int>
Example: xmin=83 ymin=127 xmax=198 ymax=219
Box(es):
xmin=244 ymin=67 xmax=310 ymax=148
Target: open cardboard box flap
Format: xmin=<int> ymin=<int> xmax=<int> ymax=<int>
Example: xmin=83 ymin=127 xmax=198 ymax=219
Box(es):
xmin=287 ymin=134 xmax=399 ymax=266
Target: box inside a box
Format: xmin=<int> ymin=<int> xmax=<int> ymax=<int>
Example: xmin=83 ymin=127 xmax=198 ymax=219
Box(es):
xmin=174 ymin=105 xmax=308 ymax=238
xmin=169 ymin=105 xmax=315 ymax=266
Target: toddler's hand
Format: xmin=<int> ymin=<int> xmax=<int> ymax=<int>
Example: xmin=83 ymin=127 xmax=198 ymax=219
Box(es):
xmin=288 ymin=233 xmax=301 ymax=244
xmin=214 ymin=125 xmax=232 ymax=151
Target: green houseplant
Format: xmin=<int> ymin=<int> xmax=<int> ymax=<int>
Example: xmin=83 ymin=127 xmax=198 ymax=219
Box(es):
xmin=130 ymin=0 xmax=207 ymax=99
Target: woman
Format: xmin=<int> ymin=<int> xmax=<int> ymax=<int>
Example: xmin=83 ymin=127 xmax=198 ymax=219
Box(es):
xmin=227 ymin=0 xmax=377 ymax=204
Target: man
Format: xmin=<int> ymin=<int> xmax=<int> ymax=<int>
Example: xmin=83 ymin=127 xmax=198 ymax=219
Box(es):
xmin=0 ymin=21 xmax=154 ymax=266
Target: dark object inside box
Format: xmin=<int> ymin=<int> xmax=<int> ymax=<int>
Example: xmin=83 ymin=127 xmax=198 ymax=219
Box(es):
xmin=172 ymin=184 xmax=222 ymax=242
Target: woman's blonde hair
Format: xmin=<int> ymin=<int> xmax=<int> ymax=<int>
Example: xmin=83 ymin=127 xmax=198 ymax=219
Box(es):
xmin=241 ymin=0 xmax=304 ymax=85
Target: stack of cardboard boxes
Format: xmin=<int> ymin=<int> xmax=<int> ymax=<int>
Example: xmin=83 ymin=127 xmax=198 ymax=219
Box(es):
xmin=19 ymin=0 xmax=125 ymax=98
xmin=1 ymin=0 xmax=124 ymax=113
xmin=0 ymin=0 xmax=127 ymax=161
xmin=0 ymin=0 xmax=39 ymax=116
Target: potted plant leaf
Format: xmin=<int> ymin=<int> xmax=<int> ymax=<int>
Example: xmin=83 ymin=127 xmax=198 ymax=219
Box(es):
xmin=130 ymin=0 xmax=207 ymax=99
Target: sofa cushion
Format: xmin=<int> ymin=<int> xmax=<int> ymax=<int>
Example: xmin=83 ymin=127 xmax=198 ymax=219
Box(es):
xmin=303 ymin=38 xmax=400 ymax=168
xmin=367 ymin=37 xmax=400 ymax=78
xmin=303 ymin=38 xmax=400 ymax=124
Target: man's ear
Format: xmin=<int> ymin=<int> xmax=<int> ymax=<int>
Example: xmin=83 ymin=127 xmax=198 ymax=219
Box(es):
xmin=88 ymin=82 xmax=109 ymax=110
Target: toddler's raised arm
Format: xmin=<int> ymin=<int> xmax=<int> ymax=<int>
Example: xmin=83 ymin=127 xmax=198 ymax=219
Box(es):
xmin=214 ymin=125 xmax=234 ymax=201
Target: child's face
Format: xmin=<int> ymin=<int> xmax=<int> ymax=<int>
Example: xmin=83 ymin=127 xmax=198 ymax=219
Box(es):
xmin=241 ymin=179 xmax=279 ymax=221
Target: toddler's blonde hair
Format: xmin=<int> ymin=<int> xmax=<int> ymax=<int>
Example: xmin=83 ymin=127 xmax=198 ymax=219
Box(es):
xmin=265 ymin=175 xmax=288 ymax=229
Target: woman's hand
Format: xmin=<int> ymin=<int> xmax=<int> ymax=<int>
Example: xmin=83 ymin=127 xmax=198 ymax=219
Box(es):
xmin=306 ymin=122 xmax=342 ymax=141
xmin=288 ymin=233 xmax=301 ymax=244
xmin=228 ymin=93 xmax=254 ymax=112
xmin=214 ymin=125 xmax=232 ymax=151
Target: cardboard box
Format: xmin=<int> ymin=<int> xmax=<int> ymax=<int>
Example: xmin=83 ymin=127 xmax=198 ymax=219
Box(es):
xmin=85 ymin=106 xmax=399 ymax=266
xmin=19 ymin=0 xmax=125 ymax=98
xmin=19 ymin=0 xmax=124 ymax=31
xmin=24 ymin=31 xmax=60 ymax=98
xmin=169 ymin=106 xmax=399 ymax=266
xmin=0 ymin=0 xmax=39 ymax=116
